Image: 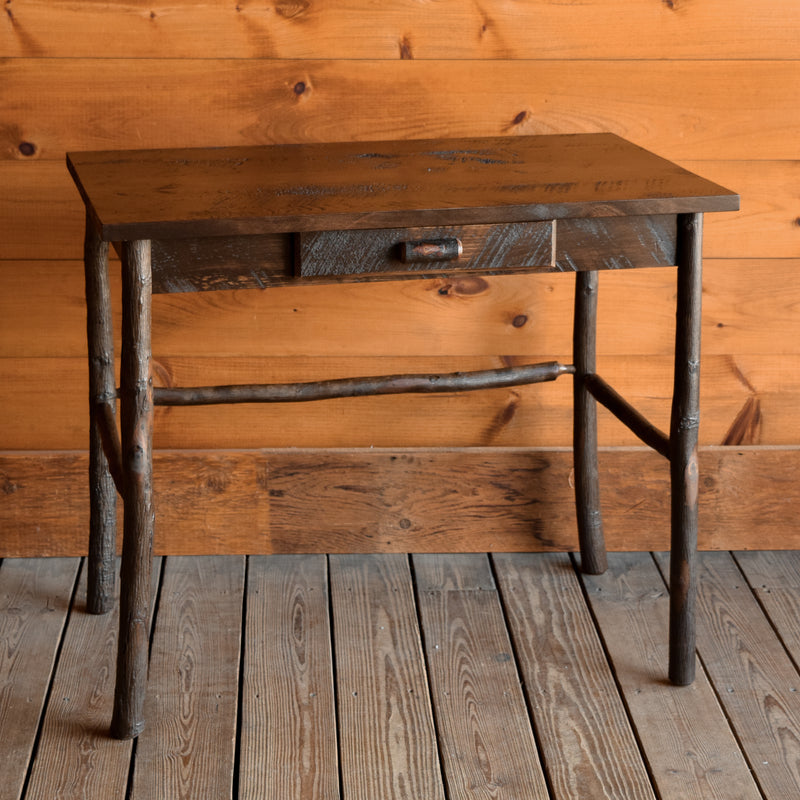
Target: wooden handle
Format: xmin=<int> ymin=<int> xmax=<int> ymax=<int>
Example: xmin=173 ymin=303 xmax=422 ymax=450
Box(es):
xmin=400 ymin=237 xmax=462 ymax=263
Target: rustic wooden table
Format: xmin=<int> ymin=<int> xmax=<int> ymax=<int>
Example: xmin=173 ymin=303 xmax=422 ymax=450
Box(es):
xmin=67 ymin=133 xmax=738 ymax=739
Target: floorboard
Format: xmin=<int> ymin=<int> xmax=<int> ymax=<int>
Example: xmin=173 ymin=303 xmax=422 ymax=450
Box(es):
xmin=2 ymin=550 xmax=800 ymax=800
xmin=239 ymin=554 xmax=338 ymax=800
xmin=131 ymin=556 xmax=244 ymax=800
xmin=0 ymin=558 xmax=79 ymax=800
xmin=581 ymin=552 xmax=762 ymax=800
xmin=657 ymin=551 xmax=800 ymax=798
xmin=414 ymin=553 xmax=550 ymax=799
xmin=493 ymin=552 xmax=656 ymax=800
xmin=329 ymin=553 xmax=444 ymax=800
xmin=24 ymin=559 xmax=160 ymax=800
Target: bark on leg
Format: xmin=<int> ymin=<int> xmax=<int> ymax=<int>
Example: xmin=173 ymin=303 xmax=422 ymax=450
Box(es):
xmin=573 ymin=270 xmax=607 ymax=575
xmin=110 ymin=239 xmax=154 ymax=739
xmin=84 ymin=210 xmax=117 ymax=614
xmin=669 ymin=213 xmax=703 ymax=686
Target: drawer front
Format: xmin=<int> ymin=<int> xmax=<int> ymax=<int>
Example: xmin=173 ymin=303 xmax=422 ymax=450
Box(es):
xmin=555 ymin=215 xmax=678 ymax=271
xmin=297 ymin=221 xmax=554 ymax=278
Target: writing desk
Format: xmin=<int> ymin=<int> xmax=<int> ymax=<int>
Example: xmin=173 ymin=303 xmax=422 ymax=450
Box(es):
xmin=67 ymin=134 xmax=739 ymax=739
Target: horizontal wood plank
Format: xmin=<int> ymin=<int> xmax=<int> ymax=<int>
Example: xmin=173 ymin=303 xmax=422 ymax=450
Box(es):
xmin=2 ymin=446 xmax=800 ymax=557
xmin=4 ymin=60 xmax=798 ymax=162
xmin=0 ymin=352 xmax=792 ymax=449
xmin=2 ymin=0 xmax=798 ymax=59
xmin=2 ymin=161 xmax=790 ymax=261
xmin=4 ymin=260 xmax=800 ymax=359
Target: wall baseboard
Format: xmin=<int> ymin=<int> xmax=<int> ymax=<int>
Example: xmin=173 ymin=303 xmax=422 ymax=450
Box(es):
xmin=1 ymin=446 xmax=796 ymax=557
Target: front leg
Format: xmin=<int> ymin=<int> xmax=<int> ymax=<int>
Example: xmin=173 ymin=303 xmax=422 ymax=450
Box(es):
xmin=668 ymin=213 xmax=703 ymax=686
xmin=573 ymin=270 xmax=607 ymax=575
xmin=111 ymin=239 xmax=155 ymax=739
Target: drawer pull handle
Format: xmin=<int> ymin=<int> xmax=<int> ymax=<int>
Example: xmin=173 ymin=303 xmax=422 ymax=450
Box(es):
xmin=400 ymin=237 xmax=463 ymax=263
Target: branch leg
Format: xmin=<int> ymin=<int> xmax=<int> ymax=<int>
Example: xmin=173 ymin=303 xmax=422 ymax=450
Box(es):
xmin=573 ymin=270 xmax=607 ymax=574
xmin=669 ymin=213 xmax=703 ymax=686
xmin=111 ymin=239 xmax=154 ymax=739
xmin=84 ymin=210 xmax=117 ymax=614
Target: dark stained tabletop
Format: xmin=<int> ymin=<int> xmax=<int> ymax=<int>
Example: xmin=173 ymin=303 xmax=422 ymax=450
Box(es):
xmin=67 ymin=134 xmax=739 ymax=242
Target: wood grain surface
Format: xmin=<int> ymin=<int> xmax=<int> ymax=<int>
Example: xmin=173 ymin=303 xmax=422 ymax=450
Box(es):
xmin=24 ymin=558 xmax=161 ymax=800
xmin=3 ymin=260 xmax=799 ymax=359
xmin=494 ymin=552 xmax=656 ymax=799
xmin=654 ymin=551 xmax=800 ymax=799
xmin=2 ymin=0 xmax=797 ymax=60
xmin=65 ymin=135 xmax=736 ymax=243
xmin=131 ymin=556 xmax=244 ymax=800
xmin=582 ymin=552 xmax=762 ymax=800
xmin=329 ymin=553 xmax=445 ymax=800
xmin=2 ymin=0 xmax=794 ymax=558
xmin=735 ymin=551 xmax=800 ymax=659
xmin=3 ymin=446 xmax=800 ymax=557
xmin=1 ymin=352 xmax=796 ymax=450
xmin=413 ymin=553 xmax=550 ymax=799
xmin=3 ymin=59 xmax=798 ymax=160
xmin=5 ymin=550 xmax=800 ymax=798
xmin=0 ymin=558 xmax=79 ymax=800
xmin=240 ymin=555 xmax=339 ymax=800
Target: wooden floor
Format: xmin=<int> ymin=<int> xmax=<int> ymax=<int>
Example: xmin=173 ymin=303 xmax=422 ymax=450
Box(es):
xmin=3 ymin=550 xmax=800 ymax=800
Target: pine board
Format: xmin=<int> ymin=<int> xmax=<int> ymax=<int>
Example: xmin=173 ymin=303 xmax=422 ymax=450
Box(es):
xmin=3 ymin=447 xmax=800 ymax=557
xmin=493 ymin=552 xmax=656 ymax=799
xmin=0 ymin=350 xmax=795 ymax=450
xmin=2 ymin=60 xmax=798 ymax=161
xmin=329 ymin=553 xmax=445 ymax=800
xmin=2 ymin=0 xmax=798 ymax=60
xmin=24 ymin=558 xmax=161 ymax=800
xmin=239 ymin=554 xmax=339 ymax=800
xmin=413 ymin=553 xmax=550 ymax=799
xmin=581 ymin=552 xmax=762 ymax=800
xmin=4 ymin=259 xmax=800 ymax=359
xmin=131 ymin=556 xmax=245 ymax=800
xmin=0 ymin=558 xmax=79 ymax=800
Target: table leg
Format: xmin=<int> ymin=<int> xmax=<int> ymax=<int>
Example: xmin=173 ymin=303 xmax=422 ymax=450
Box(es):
xmin=84 ymin=211 xmax=117 ymax=615
xmin=668 ymin=213 xmax=703 ymax=686
xmin=111 ymin=239 xmax=154 ymax=739
xmin=573 ymin=270 xmax=608 ymax=575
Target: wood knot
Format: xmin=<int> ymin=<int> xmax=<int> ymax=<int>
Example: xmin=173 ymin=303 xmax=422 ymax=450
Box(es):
xmin=399 ymin=36 xmax=413 ymax=60
xmin=275 ymin=0 xmax=310 ymax=18
xmin=18 ymin=141 xmax=36 ymax=157
xmin=438 ymin=275 xmax=489 ymax=297
xmin=293 ymin=81 xmax=307 ymax=95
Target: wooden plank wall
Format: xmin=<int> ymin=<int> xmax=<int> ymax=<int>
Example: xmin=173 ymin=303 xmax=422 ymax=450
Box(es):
xmin=1 ymin=1 xmax=798 ymax=555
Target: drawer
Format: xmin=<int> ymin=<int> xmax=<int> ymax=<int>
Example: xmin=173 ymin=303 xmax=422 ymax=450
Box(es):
xmin=296 ymin=221 xmax=555 ymax=278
